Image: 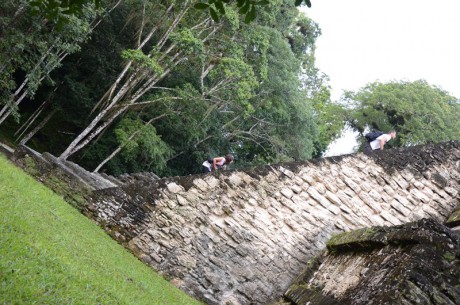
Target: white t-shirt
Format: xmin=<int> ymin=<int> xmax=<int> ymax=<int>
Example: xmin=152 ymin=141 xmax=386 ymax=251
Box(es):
xmin=202 ymin=160 xmax=212 ymax=170
xmin=370 ymin=134 xmax=391 ymax=150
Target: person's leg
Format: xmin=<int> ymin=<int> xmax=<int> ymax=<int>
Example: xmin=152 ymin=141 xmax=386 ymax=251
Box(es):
xmin=363 ymin=142 xmax=373 ymax=155
xmin=202 ymin=165 xmax=211 ymax=173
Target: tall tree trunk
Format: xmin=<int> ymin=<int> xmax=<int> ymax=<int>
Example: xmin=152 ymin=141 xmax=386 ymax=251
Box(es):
xmin=15 ymin=99 xmax=50 ymax=140
xmin=58 ymin=1 xmax=204 ymax=160
xmin=19 ymin=108 xmax=58 ymax=145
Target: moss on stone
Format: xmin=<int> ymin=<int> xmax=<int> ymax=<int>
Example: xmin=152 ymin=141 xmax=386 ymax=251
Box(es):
xmin=23 ymin=155 xmax=40 ymax=177
xmin=443 ymin=251 xmax=456 ymax=262
xmin=446 ymin=205 xmax=460 ymax=227
xmin=326 ymin=227 xmax=380 ymax=252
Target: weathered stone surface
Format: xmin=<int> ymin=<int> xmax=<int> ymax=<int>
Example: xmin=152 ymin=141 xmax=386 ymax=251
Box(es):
xmin=284 ymin=219 xmax=460 ymax=305
xmin=9 ymin=141 xmax=460 ymax=305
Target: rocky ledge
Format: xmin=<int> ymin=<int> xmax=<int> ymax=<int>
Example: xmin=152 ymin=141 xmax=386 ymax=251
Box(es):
xmin=284 ymin=218 xmax=460 ymax=305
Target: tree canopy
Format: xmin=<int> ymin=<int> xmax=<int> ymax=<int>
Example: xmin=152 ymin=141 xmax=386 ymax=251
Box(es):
xmin=345 ymin=80 xmax=460 ymax=149
xmin=1 ymin=0 xmax=338 ymax=177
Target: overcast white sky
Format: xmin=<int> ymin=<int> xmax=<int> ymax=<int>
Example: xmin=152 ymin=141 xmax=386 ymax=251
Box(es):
xmin=301 ymin=0 xmax=460 ymax=101
xmin=300 ymin=0 xmax=460 ymax=156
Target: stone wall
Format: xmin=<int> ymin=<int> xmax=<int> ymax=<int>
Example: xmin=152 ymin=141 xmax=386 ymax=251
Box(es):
xmin=83 ymin=141 xmax=460 ymax=305
xmin=284 ymin=218 xmax=460 ymax=305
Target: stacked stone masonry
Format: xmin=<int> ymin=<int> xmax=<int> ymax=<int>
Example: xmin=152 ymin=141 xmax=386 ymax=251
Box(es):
xmin=83 ymin=142 xmax=460 ymax=305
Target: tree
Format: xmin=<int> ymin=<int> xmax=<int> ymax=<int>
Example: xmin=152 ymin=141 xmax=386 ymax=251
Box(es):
xmin=310 ymin=86 xmax=346 ymax=157
xmin=30 ymin=0 xmax=312 ymax=25
xmin=345 ymin=80 xmax=460 ymax=148
xmin=57 ymin=0 xmax=225 ymax=161
xmin=0 ymin=0 xmax=99 ymax=125
xmin=12 ymin=0 xmax=329 ymax=176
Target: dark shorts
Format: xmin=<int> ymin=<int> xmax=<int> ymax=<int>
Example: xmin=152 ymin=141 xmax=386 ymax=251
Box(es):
xmin=363 ymin=142 xmax=373 ymax=154
xmin=202 ymin=165 xmax=211 ymax=173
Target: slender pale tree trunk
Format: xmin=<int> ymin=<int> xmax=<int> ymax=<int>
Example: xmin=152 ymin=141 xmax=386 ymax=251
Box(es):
xmin=58 ymin=1 xmax=199 ymax=160
xmin=19 ymin=108 xmax=58 ymax=145
xmin=15 ymin=100 xmax=49 ymax=140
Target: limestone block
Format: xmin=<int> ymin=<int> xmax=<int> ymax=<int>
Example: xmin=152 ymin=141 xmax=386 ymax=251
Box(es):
xmin=176 ymin=194 xmax=188 ymax=206
xmin=257 ymin=187 xmax=268 ymax=200
xmin=222 ymin=188 xmax=236 ymax=199
xmin=393 ymin=174 xmax=410 ymax=190
xmin=359 ymin=182 xmax=372 ymax=193
xmin=335 ymin=178 xmax=347 ymax=190
xmin=410 ymin=188 xmax=430 ymax=203
xmin=336 ymin=191 xmax=355 ymax=211
xmin=341 ymin=213 xmax=369 ymax=229
xmin=279 ymin=166 xmax=295 ymax=178
xmin=281 ymin=188 xmax=294 ymax=199
xmin=280 ymin=197 xmax=297 ymax=213
xmin=383 ymin=185 xmax=395 ymax=197
xmin=291 ymin=185 xmax=302 ymax=194
xmin=291 ymin=195 xmax=310 ymax=210
xmin=393 ymin=193 xmax=412 ymax=209
xmin=204 ymin=176 xmax=221 ymax=189
xmin=245 ymin=198 xmax=256 ymax=207
xmin=334 ymin=218 xmax=350 ymax=231
xmin=308 ymin=186 xmax=331 ymax=209
xmin=327 ymin=204 xmax=341 ymax=215
xmin=314 ymin=182 xmax=327 ymax=194
xmin=445 ymin=186 xmax=458 ymax=197
xmin=300 ymin=174 xmax=316 ymax=187
xmin=177 ymin=254 xmax=197 ymax=269
xmin=342 ymin=177 xmax=361 ymax=193
xmin=323 ymin=177 xmax=338 ymax=193
xmin=422 ymin=205 xmax=442 ymax=221
xmin=370 ymin=215 xmax=385 ymax=226
xmin=357 ymin=192 xmax=382 ymax=214
xmin=338 ymin=203 xmax=352 ymax=215
xmin=368 ymin=189 xmax=382 ymax=202
xmin=301 ymin=182 xmax=310 ymax=192
xmin=167 ymin=182 xmax=184 ymax=194
xmin=389 ymin=209 xmax=408 ymax=224
xmin=341 ymin=167 xmax=356 ymax=178
xmin=227 ymin=173 xmax=243 ymax=187
xmin=241 ymin=173 xmax=254 ymax=185
xmin=284 ymin=218 xmax=298 ymax=231
xmin=193 ymin=178 xmax=209 ymax=192
xmin=323 ymin=191 xmax=341 ymax=206
xmin=400 ymin=169 xmax=415 ymax=182
xmin=431 ymin=171 xmax=450 ymax=188
xmin=412 ymin=180 xmax=425 ymax=190
xmin=300 ymin=211 xmax=316 ymax=225
xmin=390 ymin=200 xmax=411 ymax=217
xmin=293 ymin=176 xmax=304 ymax=186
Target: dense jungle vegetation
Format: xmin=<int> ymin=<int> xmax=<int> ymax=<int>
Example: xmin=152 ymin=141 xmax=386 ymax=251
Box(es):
xmin=1 ymin=0 xmax=459 ymax=177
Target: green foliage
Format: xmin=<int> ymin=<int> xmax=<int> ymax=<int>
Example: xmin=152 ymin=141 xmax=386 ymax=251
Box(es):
xmin=0 ymin=0 xmax=96 ymax=121
xmin=311 ymin=86 xmax=346 ymax=157
xmin=2 ymin=0 xmax=329 ymax=177
xmin=114 ymin=118 xmax=173 ymax=171
xmin=194 ymin=0 xmax=310 ymax=23
xmin=169 ymin=28 xmax=205 ymax=61
xmin=29 ymin=0 xmax=101 ymax=28
xmin=208 ymin=57 xmax=258 ymax=112
xmin=345 ymin=80 xmax=460 ymax=148
xmin=121 ymin=49 xmax=164 ymax=74
xmin=0 ymin=155 xmax=201 ymax=304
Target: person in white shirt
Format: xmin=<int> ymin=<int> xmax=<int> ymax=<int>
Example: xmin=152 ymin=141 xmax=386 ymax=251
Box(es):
xmin=369 ymin=131 xmax=396 ymax=151
xmin=202 ymin=154 xmax=234 ymax=173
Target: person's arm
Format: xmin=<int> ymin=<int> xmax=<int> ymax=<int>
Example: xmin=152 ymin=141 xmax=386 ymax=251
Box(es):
xmin=213 ymin=157 xmax=225 ymax=170
xmin=379 ymin=138 xmax=386 ymax=150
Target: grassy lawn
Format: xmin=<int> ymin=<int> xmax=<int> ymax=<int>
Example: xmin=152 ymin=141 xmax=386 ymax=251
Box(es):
xmin=0 ymin=154 xmax=202 ymax=305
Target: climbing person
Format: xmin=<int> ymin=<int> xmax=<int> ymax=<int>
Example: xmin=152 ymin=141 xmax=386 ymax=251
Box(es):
xmin=201 ymin=154 xmax=234 ymax=173
xmin=364 ymin=130 xmax=396 ymax=154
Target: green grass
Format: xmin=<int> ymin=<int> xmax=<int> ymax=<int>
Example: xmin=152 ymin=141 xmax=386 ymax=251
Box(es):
xmin=0 ymin=154 xmax=202 ymax=305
